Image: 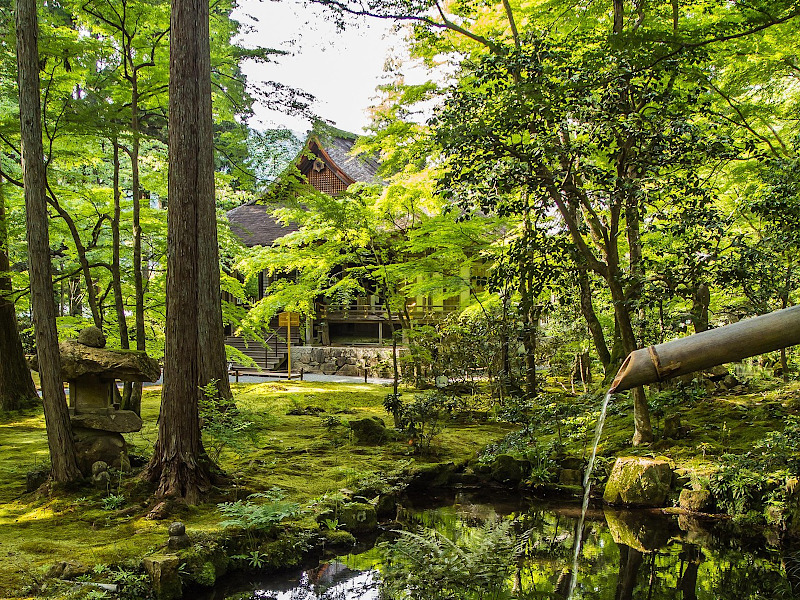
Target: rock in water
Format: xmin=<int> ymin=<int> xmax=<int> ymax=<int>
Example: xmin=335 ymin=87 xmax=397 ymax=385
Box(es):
xmin=603 ymin=457 xmax=673 ymax=507
xmin=491 ymin=454 xmax=523 ymax=485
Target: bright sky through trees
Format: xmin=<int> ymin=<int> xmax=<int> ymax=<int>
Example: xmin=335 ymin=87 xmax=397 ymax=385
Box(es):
xmin=233 ymin=0 xmax=395 ymax=134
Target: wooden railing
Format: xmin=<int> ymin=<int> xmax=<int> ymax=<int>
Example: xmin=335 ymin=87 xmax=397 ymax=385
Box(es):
xmin=319 ymin=303 xmax=461 ymax=321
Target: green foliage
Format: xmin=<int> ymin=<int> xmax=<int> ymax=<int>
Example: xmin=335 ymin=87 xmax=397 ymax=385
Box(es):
xmin=709 ymin=418 xmax=800 ymax=517
xmin=100 ymin=493 xmax=125 ymax=511
xmin=380 ymin=520 xmax=516 ymax=600
xmin=198 ymin=380 xmax=256 ymax=462
xmin=388 ymin=391 xmax=446 ymax=453
xmin=218 ymin=489 xmax=301 ymax=547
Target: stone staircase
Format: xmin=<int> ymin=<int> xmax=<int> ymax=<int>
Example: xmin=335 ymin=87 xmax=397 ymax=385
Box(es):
xmin=225 ymin=328 xmax=302 ymax=372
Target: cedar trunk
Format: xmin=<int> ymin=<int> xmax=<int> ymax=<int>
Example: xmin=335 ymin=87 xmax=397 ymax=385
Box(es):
xmin=0 ymin=180 xmax=38 ymax=411
xmin=15 ymin=0 xmax=81 ymax=481
xmin=144 ymin=0 xmax=219 ymax=502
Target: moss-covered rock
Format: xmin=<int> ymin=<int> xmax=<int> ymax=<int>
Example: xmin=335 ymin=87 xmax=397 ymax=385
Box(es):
xmin=350 ymin=417 xmax=389 ymax=444
xmin=142 ymin=554 xmax=182 ymax=600
xmin=322 ymin=529 xmax=357 ymax=546
xmin=407 ymin=462 xmax=457 ymax=490
xmin=178 ymin=538 xmax=229 ymax=588
xmin=679 ymin=489 xmax=712 ymax=513
xmin=603 ymin=457 xmax=672 ymax=507
xmin=491 ymin=454 xmax=523 ymax=485
xmin=338 ymin=502 xmax=378 ymax=533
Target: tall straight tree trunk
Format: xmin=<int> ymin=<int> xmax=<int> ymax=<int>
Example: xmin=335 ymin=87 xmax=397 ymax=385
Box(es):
xmin=110 ymin=140 xmax=136 ymax=409
xmin=129 ymin=73 xmax=146 ymax=413
xmin=15 ymin=0 xmax=81 ymax=481
xmin=0 ymin=178 xmax=38 ymax=411
xmin=144 ymin=0 xmax=218 ymax=502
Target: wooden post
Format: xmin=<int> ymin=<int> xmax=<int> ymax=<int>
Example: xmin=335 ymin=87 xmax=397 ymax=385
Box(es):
xmin=287 ymin=322 xmax=292 ymax=380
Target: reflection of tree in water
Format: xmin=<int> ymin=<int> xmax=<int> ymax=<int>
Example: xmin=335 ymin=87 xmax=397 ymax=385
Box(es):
xmin=253 ymin=564 xmax=379 ymax=600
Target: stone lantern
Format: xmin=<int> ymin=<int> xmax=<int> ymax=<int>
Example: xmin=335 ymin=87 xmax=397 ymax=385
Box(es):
xmin=30 ymin=326 xmax=161 ymax=475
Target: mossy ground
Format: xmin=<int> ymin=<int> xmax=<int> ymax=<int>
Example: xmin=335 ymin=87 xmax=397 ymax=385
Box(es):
xmin=532 ymin=377 xmax=800 ymax=482
xmin=0 ymin=380 xmax=513 ymax=598
xmin=1 ymin=374 xmax=797 ymax=598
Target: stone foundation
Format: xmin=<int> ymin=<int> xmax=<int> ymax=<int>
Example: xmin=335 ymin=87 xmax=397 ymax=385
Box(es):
xmin=291 ymin=346 xmax=406 ymax=378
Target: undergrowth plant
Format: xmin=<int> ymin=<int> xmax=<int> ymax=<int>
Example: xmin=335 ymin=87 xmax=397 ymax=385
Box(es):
xmin=218 ymin=488 xmax=301 ymax=548
xmin=199 ymin=379 xmax=257 ymax=462
xmin=379 ymin=519 xmax=516 ymax=600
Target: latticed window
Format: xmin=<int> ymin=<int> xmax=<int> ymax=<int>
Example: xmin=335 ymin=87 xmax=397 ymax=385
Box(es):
xmin=308 ymin=165 xmax=348 ymax=195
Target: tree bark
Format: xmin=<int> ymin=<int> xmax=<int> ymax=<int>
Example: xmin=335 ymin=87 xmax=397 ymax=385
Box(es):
xmin=0 ymin=178 xmax=38 ymax=411
xmin=143 ymin=0 xmax=218 ymax=502
xmin=110 ymin=140 xmax=136 ymax=408
xmin=576 ymin=266 xmax=612 ymax=373
xmin=129 ymin=71 xmax=146 ymax=413
xmin=16 ymin=0 xmax=81 ymax=481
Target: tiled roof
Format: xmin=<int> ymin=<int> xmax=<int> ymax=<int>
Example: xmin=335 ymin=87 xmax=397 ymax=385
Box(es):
xmin=319 ymin=134 xmax=381 ymax=184
xmin=226 ymin=202 xmax=298 ymax=248
xmin=226 ymin=129 xmax=381 ymax=248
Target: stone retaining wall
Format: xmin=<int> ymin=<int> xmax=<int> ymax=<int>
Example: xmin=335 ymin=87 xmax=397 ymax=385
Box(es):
xmin=292 ymin=346 xmax=406 ymax=378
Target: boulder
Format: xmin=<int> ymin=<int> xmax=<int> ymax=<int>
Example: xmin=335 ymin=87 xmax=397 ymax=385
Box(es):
xmin=491 ymin=454 xmax=523 ymax=485
xmin=350 ymin=417 xmax=388 ymax=444
xmin=679 ymin=489 xmax=712 ymax=513
xmin=603 ymin=457 xmax=673 ymax=507
xmin=77 ymin=326 xmax=106 ymax=348
xmin=338 ymin=502 xmax=378 ymax=533
xmin=142 ymin=555 xmax=182 ymax=600
xmin=73 ymin=427 xmax=130 ymax=475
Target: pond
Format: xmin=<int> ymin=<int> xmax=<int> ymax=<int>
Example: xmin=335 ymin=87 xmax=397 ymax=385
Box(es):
xmin=206 ymin=489 xmax=800 ymax=600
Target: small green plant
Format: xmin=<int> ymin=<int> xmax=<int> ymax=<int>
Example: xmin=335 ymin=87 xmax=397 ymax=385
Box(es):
xmin=384 ymin=392 xmax=404 ymax=428
xmin=109 ymin=566 xmax=153 ymax=600
xmin=101 ymin=493 xmax=126 ymax=510
xmin=322 ymin=517 xmax=339 ymax=531
xmin=218 ymin=488 xmax=301 ymax=548
xmin=199 ymin=379 xmax=256 ymax=461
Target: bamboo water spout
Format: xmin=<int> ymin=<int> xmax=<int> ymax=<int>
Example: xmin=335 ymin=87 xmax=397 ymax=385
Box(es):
xmin=610 ymin=305 xmax=800 ymax=393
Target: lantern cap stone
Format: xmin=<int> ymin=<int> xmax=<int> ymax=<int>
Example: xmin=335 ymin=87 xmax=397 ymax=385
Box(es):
xmin=29 ymin=340 xmax=161 ymax=382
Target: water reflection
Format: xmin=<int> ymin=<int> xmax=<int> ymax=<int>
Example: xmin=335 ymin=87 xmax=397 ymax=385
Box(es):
xmin=251 ymin=561 xmax=379 ymax=600
xmin=223 ymin=491 xmax=798 ymax=600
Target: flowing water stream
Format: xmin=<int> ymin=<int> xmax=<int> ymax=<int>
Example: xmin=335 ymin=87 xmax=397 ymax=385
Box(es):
xmin=567 ymin=390 xmax=614 ymax=598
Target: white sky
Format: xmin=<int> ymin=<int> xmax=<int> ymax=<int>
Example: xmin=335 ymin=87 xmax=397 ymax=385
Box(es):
xmin=233 ymin=0 xmax=399 ymax=135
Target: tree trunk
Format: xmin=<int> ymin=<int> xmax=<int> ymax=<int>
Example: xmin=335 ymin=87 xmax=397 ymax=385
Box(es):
xmin=576 ymin=266 xmax=611 ymax=373
xmin=111 ymin=141 xmax=136 ymax=411
xmin=691 ymin=283 xmax=710 ymax=333
xmin=143 ymin=0 xmax=217 ymax=503
xmin=130 ymin=72 xmax=146 ymax=414
xmin=0 ymin=179 xmax=38 ymax=411
xmin=16 ymin=0 xmax=81 ymax=481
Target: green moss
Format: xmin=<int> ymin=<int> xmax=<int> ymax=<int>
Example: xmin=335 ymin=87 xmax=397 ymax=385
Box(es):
xmin=2 ymin=376 xmax=796 ymax=596
xmin=322 ymin=529 xmax=357 ymax=546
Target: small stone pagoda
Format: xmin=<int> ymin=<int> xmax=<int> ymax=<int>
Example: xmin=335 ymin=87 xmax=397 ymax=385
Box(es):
xmin=30 ymin=326 xmax=161 ymax=475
